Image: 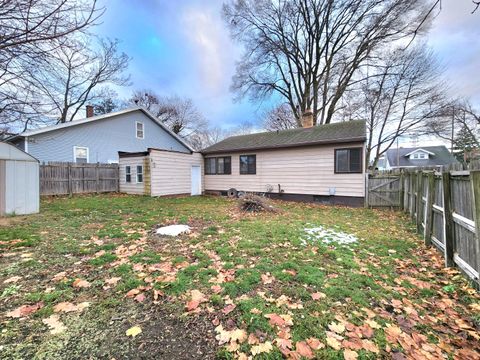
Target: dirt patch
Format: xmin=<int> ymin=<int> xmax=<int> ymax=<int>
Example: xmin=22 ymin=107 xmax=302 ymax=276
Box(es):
xmin=0 ymin=216 xmax=28 ymax=227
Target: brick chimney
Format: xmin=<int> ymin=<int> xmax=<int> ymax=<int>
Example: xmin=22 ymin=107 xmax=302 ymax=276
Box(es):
xmin=301 ymin=109 xmax=314 ymax=128
xmin=86 ymin=105 xmax=94 ymax=118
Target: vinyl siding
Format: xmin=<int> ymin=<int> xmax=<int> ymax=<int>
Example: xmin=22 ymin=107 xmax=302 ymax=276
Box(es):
xmin=25 ymin=110 xmax=190 ymax=163
xmin=204 ymin=143 xmax=365 ymax=197
xmin=119 ymin=156 xmax=147 ymax=195
xmin=149 ymin=150 xmax=203 ymax=196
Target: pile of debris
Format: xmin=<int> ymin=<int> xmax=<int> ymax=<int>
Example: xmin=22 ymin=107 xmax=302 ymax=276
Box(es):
xmin=238 ymin=193 xmax=277 ymax=213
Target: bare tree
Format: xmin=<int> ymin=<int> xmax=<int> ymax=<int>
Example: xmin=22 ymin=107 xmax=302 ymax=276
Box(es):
xmin=223 ymin=0 xmax=435 ymax=125
xmin=188 ymin=126 xmax=230 ymax=150
xmin=129 ymin=90 xmax=208 ymax=139
xmin=29 ymin=37 xmax=130 ymax=123
xmin=347 ymin=46 xmax=446 ymax=169
xmin=0 ymin=0 xmax=102 ymax=129
xmin=263 ymin=103 xmax=298 ymax=131
xmin=92 ymin=87 xmax=124 ymax=115
xmin=424 ymin=101 xmax=480 ymax=151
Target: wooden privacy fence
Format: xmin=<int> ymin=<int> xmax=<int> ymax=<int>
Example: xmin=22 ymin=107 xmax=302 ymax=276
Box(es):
xmin=367 ymin=165 xmax=480 ymax=287
xmin=40 ymin=162 xmax=119 ymax=196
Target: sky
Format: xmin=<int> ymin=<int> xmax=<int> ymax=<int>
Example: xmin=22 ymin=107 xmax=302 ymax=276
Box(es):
xmin=95 ymin=0 xmax=480 ymax=133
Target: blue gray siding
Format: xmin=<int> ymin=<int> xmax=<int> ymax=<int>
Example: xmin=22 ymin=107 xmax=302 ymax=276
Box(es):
xmin=24 ymin=111 xmax=190 ymax=163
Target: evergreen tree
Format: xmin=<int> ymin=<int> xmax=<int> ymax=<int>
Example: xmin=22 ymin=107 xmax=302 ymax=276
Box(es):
xmin=454 ymin=125 xmax=479 ymax=162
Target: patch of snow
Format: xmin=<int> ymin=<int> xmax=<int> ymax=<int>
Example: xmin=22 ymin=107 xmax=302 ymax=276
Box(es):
xmin=301 ymin=225 xmax=358 ymax=246
xmin=156 ymin=225 xmax=191 ymax=237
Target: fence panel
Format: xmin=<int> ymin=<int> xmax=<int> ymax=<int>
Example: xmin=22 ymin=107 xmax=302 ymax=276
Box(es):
xmin=367 ymin=167 xmax=480 ymax=287
xmin=40 ymin=162 xmax=119 ymax=196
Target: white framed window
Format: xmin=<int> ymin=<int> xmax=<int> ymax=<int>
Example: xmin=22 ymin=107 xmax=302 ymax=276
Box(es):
xmin=125 ymin=166 xmax=131 ymax=183
xmin=73 ymin=146 xmax=89 ymax=163
xmin=136 ymin=165 xmax=143 ymax=183
xmin=136 ymin=121 xmax=144 ymax=139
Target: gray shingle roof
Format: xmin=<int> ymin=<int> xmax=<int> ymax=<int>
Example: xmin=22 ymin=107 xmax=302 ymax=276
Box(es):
xmin=386 ymin=146 xmax=458 ymax=168
xmin=202 ymin=120 xmax=366 ymax=154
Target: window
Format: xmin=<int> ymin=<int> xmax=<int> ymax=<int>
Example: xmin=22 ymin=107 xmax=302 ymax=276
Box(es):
xmin=74 ymin=146 xmax=88 ymax=163
xmin=205 ymin=157 xmax=231 ymax=175
xmin=334 ymin=148 xmax=362 ymax=173
xmin=412 ymin=153 xmax=427 ymax=160
xmin=136 ymin=165 xmax=143 ymax=183
xmin=240 ymin=155 xmax=256 ymax=175
xmin=125 ymin=166 xmax=131 ymax=183
xmin=136 ymin=122 xmax=144 ymax=139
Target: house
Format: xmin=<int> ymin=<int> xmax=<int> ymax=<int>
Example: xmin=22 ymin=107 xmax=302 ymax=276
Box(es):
xmin=201 ymin=115 xmax=367 ymax=206
xmin=118 ymin=115 xmax=366 ymax=205
xmin=381 ymin=146 xmax=458 ymax=170
xmin=7 ymin=107 xmax=193 ymax=164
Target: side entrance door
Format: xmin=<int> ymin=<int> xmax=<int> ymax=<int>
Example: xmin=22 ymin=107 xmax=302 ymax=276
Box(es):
xmin=191 ymin=165 xmax=201 ymax=196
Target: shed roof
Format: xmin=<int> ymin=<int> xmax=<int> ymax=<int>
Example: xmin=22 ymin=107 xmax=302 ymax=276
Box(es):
xmin=202 ymin=120 xmax=366 ymax=154
xmin=386 ymin=145 xmax=457 ymax=168
xmin=0 ymin=141 xmax=38 ymax=162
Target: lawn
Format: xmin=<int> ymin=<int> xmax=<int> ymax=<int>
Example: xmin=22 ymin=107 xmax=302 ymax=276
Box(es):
xmin=0 ymin=194 xmax=479 ymax=360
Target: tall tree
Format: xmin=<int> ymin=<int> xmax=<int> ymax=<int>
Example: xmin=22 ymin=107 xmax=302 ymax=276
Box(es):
xmin=223 ymin=0 xmax=435 ymax=125
xmin=454 ymin=124 xmax=479 ymax=162
xmin=0 ymin=0 xmax=101 ymax=129
xmin=348 ymin=46 xmax=446 ymax=169
xmin=29 ymin=37 xmax=130 ymax=123
xmin=263 ymin=103 xmax=298 ymax=131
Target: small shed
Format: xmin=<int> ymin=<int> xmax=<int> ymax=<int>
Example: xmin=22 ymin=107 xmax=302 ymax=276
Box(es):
xmin=0 ymin=141 xmax=40 ymax=216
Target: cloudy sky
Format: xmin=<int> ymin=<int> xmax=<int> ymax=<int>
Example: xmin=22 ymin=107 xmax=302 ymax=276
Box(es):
xmin=96 ymin=0 xmax=480 ymax=130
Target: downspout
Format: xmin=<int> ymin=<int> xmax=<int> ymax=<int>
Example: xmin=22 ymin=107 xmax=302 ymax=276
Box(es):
xmin=24 ymin=137 xmax=29 ymax=153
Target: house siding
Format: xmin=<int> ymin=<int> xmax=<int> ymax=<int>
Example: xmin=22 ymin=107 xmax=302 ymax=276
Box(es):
xmin=119 ymin=156 xmax=147 ymax=195
xmin=149 ymin=150 xmax=203 ymax=196
xmin=24 ymin=110 xmax=190 ymax=163
xmin=203 ymin=142 xmax=365 ymax=198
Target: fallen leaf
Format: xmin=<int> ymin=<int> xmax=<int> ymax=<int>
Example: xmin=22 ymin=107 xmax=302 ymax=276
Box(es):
xmin=42 ymin=315 xmax=66 ymax=334
xmin=296 ymin=341 xmax=314 ymax=359
xmin=6 ymin=302 xmax=43 ymax=318
xmin=230 ymin=329 xmax=247 ymax=343
xmin=126 ymin=326 xmax=142 ymax=337
xmin=311 ymin=292 xmax=326 ymax=300
xmin=134 ymin=293 xmax=146 ymax=303
xmin=72 ymin=278 xmax=91 ymax=288
xmin=54 ymin=302 xmax=78 ymax=313
xmin=251 ymin=341 xmax=273 ymax=355
xmin=126 ymin=288 xmax=140 ymax=298
xmin=362 ymin=339 xmax=379 ymax=353
xmin=326 ymin=335 xmax=342 ymax=350
xmin=3 ymin=276 xmax=22 ymax=284
xmin=328 ymin=321 xmax=345 ymax=334
xmin=306 ymin=337 xmax=324 ymax=350
xmin=105 ymin=277 xmax=121 ymax=285
xmin=344 ymin=349 xmax=358 ymax=360
xmin=222 ymin=303 xmax=236 ymax=315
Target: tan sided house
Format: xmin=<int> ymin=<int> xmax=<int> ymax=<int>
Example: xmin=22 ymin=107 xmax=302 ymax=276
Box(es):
xmin=118 ymin=115 xmax=366 ymax=206
xmin=202 ymin=117 xmax=367 ymax=206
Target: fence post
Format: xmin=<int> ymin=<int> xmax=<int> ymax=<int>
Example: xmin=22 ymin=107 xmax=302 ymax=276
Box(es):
xmin=399 ymin=171 xmax=405 ymax=211
xmin=416 ymin=171 xmax=423 ymax=234
xmin=424 ymin=172 xmax=435 ymax=246
xmin=442 ymin=171 xmax=454 ymax=267
xmin=67 ymin=163 xmax=72 ymax=196
xmin=469 ymin=170 xmax=480 ymax=284
xmin=365 ymin=172 xmax=369 ymax=208
xmin=409 ymin=172 xmax=415 ymax=219
xmin=95 ymin=163 xmax=100 ymax=193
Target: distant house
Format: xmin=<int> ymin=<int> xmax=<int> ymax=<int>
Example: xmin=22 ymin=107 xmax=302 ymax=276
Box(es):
xmin=379 ymin=146 xmax=458 ymax=170
xmin=201 ymin=117 xmax=367 ymax=206
xmin=7 ymin=107 xmax=193 ymax=164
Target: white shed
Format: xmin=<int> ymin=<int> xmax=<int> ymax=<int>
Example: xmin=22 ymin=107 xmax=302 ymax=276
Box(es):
xmin=0 ymin=142 xmax=40 ymax=216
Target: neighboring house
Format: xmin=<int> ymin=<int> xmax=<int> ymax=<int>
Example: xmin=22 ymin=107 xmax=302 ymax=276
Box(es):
xmin=201 ymin=118 xmax=367 ymax=206
xmin=380 ymin=146 xmax=458 ymax=170
xmin=7 ymin=107 xmax=193 ymax=163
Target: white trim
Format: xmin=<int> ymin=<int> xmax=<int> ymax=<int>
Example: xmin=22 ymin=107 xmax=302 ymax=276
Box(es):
xmin=404 ymin=148 xmax=435 ymax=157
xmin=136 ymin=165 xmax=143 ymax=183
xmin=135 ymin=121 xmax=144 ymax=139
xmin=73 ymin=146 xmax=89 ymax=163
xmin=24 ymin=137 xmax=29 ymax=153
xmin=15 ymin=107 xmax=194 ymax=152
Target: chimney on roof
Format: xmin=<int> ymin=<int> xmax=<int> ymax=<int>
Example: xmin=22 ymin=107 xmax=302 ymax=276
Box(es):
xmin=86 ymin=105 xmax=94 ymax=118
xmin=301 ymin=109 xmax=314 ymax=128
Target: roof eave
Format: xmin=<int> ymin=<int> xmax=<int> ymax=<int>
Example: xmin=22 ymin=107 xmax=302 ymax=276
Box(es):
xmin=201 ymin=137 xmax=366 ymax=155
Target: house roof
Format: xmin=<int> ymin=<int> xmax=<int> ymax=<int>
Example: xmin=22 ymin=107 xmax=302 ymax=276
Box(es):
xmin=8 ymin=107 xmax=194 ymax=152
xmin=0 ymin=141 xmax=38 ymax=162
xmin=201 ymin=120 xmax=366 ymax=154
xmin=386 ymin=145 xmax=457 ymax=168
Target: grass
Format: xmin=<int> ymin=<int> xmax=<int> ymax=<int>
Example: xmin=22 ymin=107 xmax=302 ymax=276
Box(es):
xmin=0 ymin=194 xmax=479 ymax=359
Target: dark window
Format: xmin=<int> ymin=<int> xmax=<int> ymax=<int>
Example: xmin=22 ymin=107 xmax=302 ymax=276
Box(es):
xmin=240 ymin=155 xmax=256 ymax=175
xmin=205 ymin=157 xmax=231 ymax=175
xmin=125 ymin=166 xmax=131 ymax=183
xmin=335 ymin=148 xmax=362 ymax=173
xmin=136 ymin=165 xmax=143 ymax=183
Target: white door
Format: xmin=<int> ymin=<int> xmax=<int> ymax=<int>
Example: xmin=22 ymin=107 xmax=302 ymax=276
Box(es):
xmin=191 ymin=165 xmax=201 ymax=196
